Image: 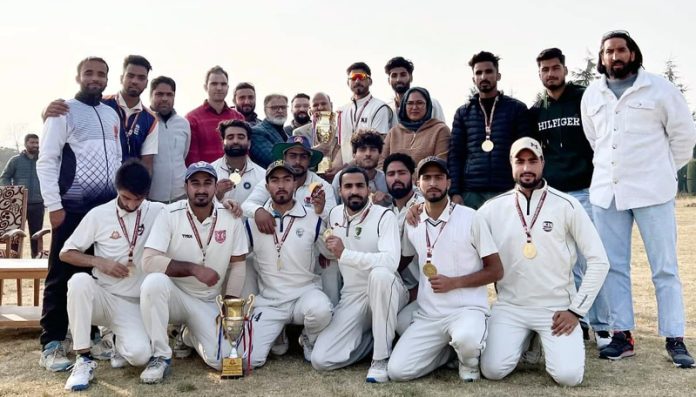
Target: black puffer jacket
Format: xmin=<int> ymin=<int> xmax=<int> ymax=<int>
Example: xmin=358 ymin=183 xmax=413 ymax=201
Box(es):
xmin=448 ymin=93 xmax=530 ymax=194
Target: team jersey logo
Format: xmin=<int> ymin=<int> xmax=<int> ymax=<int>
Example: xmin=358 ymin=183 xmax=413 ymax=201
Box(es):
xmin=110 ymin=231 xmax=121 ymax=239
xmin=244 ymin=182 xmax=251 ymax=190
xmin=543 ymin=221 xmax=554 ymax=232
xmin=296 ymin=228 xmax=304 ymax=238
xmin=138 ymin=224 xmax=145 ymax=236
xmin=215 ymin=230 xmax=227 ymax=243
xmin=355 ymin=226 xmax=362 ymax=238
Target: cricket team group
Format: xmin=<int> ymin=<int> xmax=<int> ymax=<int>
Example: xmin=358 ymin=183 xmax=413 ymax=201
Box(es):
xmin=27 ymin=30 xmax=696 ymax=391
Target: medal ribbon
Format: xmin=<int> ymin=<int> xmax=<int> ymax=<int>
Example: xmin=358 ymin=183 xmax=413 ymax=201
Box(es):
xmin=351 ymin=95 xmax=372 ymax=131
xmin=272 ymin=216 xmax=296 ymax=264
xmin=186 ymin=209 xmax=218 ymax=263
xmin=514 ymin=188 xmax=548 ymax=244
xmin=424 ymin=202 xmax=455 ymax=260
xmin=116 ymin=208 xmax=141 ymax=264
xmin=340 ymin=202 xmax=372 ymax=229
xmin=478 ymin=96 xmax=499 ymax=138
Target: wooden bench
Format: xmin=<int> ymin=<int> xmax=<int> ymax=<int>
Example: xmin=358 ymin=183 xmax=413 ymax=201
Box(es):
xmin=0 ymin=259 xmax=48 ymax=328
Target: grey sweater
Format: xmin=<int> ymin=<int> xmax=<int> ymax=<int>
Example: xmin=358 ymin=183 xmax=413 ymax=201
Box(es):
xmin=0 ymin=151 xmax=43 ymax=204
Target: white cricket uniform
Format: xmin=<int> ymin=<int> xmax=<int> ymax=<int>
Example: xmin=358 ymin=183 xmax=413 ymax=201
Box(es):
xmin=246 ymin=200 xmax=333 ymax=367
xmin=61 ymin=199 xmax=165 ymax=366
xmin=389 ymin=190 xmax=424 ymax=335
xmin=476 ymin=184 xmax=609 ymax=386
xmin=311 ymin=203 xmax=408 ymax=370
xmin=338 ymin=94 xmax=393 ymax=163
xmin=211 ymin=156 xmax=264 ymax=204
xmin=141 ymin=201 xmax=248 ymax=370
xmin=388 ymin=202 xmax=496 ymax=381
xmin=242 ymin=172 xmax=340 ymax=304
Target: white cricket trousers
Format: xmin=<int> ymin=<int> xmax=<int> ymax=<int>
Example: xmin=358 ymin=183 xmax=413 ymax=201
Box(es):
xmin=388 ymin=308 xmax=488 ymax=381
xmin=67 ymin=273 xmax=150 ymax=366
xmin=311 ymin=268 xmax=408 ymax=370
xmin=140 ymin=273 xmax=232 ymax=370
xmin=480 ymin=304 xmax=584 ymax=387
xmin=250 ymin=288 xmax=333 ymax=368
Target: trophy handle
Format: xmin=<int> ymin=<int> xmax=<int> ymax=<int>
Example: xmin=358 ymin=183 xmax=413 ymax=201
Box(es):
xmin=216 ymin=295 xmax=225 ymax=318
xmin=245 ymin=294 xmax=255 ymax=318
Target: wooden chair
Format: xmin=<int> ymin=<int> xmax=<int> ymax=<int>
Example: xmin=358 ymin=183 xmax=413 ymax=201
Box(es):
xmin=0 ymin=185 xmax=28 ymax=259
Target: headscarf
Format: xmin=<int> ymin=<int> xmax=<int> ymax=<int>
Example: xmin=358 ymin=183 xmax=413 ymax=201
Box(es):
xmin=398 ymin=87 xmax=433 ymax=132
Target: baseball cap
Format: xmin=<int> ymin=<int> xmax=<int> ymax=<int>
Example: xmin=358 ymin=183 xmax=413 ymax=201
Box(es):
xmin=271 ymin=136 xmax=324 ymax=168
xmin=416 ymin=156 xmax=449 ymax=178
xmin=185 ymin=161 xmax=218 ymax=181
xmin=265 ymin=160 xmax=296 ymax=182
xmin=510 ymin=137 xmax=543 ymax=159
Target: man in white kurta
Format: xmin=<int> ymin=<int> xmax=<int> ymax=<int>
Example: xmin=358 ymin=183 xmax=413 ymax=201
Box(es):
xmin=140 ymin=162 xmax=248 ymax=383
xmin=388 ymin=157 xmax=503 ymax=383
xmin=478 ymin=138 xmax=609 ymax=386
xmin=60 ymin=160 xmax=164 ymax=391
xmin=311 ymin=167 xmax=408 ymax=383
xmin=247 ymin=161 xmax=333 ymax=367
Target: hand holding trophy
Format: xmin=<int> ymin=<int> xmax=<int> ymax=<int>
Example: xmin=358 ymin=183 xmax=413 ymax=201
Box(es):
xmin=216 ymin=294 xmax=255 ymax=378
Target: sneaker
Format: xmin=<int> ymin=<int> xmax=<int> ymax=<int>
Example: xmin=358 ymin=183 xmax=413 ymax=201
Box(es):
xmin=169 ymin=325 xmax=193 ymax=359
xmin=599 ymin=331 xmax=635 ymax=360
xmin=458 ymin=357 xmax=480 ymax=382
xmin=39 ymin=341 xmax=72 ymax=372
xmin=666 ymin=337 xmax=695 ymax=368
xmin=298 ymin=332 xmax=314 ymax=362
xmin=64 ymin=356 xmax=97 ymax=391
xmin=580 ymin=322 xmax=590 ymax=341
xmin=270 ymin=328 xmax=289 ymax=356
xmin=90 ymin=333 xmax=114 ymax=361
xmin=366 ymin=359 xmax=389 ymax=383
xmin=140 ymin=356 xmax=172 ymax=384
xmin=520 ymin=332 xmax=543 ymax=365
xmin=595 ymin=331 xmax=612 ymax=350
xmin=110 ymin=348 xmax=128 ymax=369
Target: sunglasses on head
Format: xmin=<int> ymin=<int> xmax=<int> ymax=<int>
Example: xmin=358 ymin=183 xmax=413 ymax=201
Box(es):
xmin=601 ymin=29 xmax=630 ymax=41
xmin=348 ymin=72 xmax=370 ymax=82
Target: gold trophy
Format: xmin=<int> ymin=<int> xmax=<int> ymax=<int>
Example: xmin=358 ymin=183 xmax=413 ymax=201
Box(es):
xmin=216 ymin=294 xmax=255 ymax=379
xmin=313 ymin=111 xmax=337 ymax=174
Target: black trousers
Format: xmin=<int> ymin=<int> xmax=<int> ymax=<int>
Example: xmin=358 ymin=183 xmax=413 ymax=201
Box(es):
xmin=26 ymin=203 xmax=45 ymax=258
xmin=39 ymin=211 xmax=95 ymax=347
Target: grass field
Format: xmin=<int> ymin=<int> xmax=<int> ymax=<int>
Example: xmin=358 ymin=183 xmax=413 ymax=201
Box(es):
xmin=1 ymin=198 xmax=695 ymax=396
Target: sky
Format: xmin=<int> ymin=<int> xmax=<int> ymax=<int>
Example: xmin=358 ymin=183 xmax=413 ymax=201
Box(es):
xmin=1 ymin=0 xmax=695 ymax=148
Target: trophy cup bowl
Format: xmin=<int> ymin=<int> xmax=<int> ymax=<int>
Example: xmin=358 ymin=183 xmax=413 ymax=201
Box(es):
xmin=217 ymin=295 xmax=255 ymax=378
xmin=314 ymin=111 xmax=336 ymax=174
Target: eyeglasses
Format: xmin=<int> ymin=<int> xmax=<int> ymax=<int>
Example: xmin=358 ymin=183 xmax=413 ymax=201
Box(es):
xmin=265 ymin=105 xmax=288 ymax=112
xmin=601 ymin=29 xmax=630 ymax=41
xmin=348 ymin=72 xmax=370 ymax=82
xmin=406 ymin=100 xmax=427 ymax=108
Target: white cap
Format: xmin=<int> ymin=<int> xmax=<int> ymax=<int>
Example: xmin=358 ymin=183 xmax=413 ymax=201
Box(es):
xmin=510 ymin=137 xmax=543 ymax=159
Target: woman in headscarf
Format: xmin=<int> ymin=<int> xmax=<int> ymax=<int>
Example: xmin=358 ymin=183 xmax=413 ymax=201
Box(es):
xmin=381 ymin=87 xmax=450 ymax=167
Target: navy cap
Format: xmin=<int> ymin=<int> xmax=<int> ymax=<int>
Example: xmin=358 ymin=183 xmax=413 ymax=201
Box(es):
xmin=185 ymin=161 xmax=218 ymax=181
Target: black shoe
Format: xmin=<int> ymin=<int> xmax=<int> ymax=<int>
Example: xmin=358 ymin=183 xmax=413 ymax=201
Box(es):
xmin=666 ymin=338 xmax=695 ymax=368
xmin=599 ymin=331 xmax=635 ymax=360
xmin=580 ymin=322 xmax=590 ymax=341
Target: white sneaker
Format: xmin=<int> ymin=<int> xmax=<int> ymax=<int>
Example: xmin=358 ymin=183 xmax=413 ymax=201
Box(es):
xmin=366 ymin=359 xmax=389 ymax=383
xmin=110 ymin=348 xmax=128 ymax=369
xmin=458 ymin=358 xmax=480 ymax=382
xmin=91 ymin=333 xmax=114 ymax=361
xmin=64 ymin=356 xmax=97 ymax=391
xmin=270 ymin=328 xmax=289 ymax=356
xmin=595 ymin=331 xmax=612 ymax=350
xmin=298 ymin=332 xmax=315 ymax=362
xmin=140 ymin=357 xmax=171 ymax=384
xmin=39 ymin=341 xmax=72 ymax=372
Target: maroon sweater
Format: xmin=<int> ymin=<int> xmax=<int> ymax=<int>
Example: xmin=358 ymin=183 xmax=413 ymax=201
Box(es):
xmin=185 ymin=100 xmax=244 ymax=165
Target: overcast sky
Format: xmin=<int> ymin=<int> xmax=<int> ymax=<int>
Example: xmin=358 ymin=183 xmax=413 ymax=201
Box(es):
xmin=1 ymin=0 xmax=695 ymax=147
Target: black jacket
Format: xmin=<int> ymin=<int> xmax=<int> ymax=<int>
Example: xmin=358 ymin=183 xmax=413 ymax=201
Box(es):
xmin=448 ymin=93 xmax=529 ymax=194
xmin=529 ymin=83 xmax=594 ymax=192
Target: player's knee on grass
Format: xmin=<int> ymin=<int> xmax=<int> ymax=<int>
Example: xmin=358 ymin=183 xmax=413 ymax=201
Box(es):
xmin=480 ymin=354 xmax=515 ymax=381
xmin=450 ymin=327 xmax=484 ymax=360
xmin=547 ymin=362 xmax=583 ymax=387
xmin=387 ymin=359 xmax=418 ymax=382
xmin=121 ymin=340 xmax=151 ymax=367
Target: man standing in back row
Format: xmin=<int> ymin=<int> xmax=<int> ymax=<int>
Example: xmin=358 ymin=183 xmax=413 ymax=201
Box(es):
xmin=581 ymin=30 xmax=696 ymax=367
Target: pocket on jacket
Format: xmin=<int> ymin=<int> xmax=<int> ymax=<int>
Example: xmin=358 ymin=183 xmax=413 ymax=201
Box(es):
xmin=625 ymin=100 xmax=658 ymax=135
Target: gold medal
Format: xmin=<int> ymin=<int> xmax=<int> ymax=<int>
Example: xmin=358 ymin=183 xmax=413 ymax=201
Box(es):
xmin=481 ymin=139 xmax=494 ymax=152
xmin=523 ymin=242 xmax=537 ymax=259
xmin=423 ymin=262 xmax=437 ymax=278
xmin=323 ymin=228 xmax=333 ymax=241
xmin=229 ymin=172 xmax=242 ymax=185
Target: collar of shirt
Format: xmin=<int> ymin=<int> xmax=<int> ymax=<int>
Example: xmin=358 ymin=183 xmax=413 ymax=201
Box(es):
xmin=264 ymin=199 xmax=308 ymax=220
xmin=115 ymin=198 xmax=148 ymax=218
xmin=343 ymin=199 xmax=373 ymax=222
xmin=186 ymin=201 xmax=218 ymax=226
xmin=419 ymin=198 xmax=453 ymax=225
xmin=204 ymin=100 xmax=230 ymax=114
xmin=598 ymin=69 xmax=650 ymax=94
xmin=117 ymin=92 xmax=143 ymax=113
xmin=352 ymin=94 xmax=373 ymax=106
xmin=389 ymin=187 xmax=420 ymax=211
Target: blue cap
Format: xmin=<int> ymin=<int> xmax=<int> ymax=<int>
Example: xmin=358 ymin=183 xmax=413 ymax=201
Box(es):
xmin=185 ymin=161 xmax=218 ymax=181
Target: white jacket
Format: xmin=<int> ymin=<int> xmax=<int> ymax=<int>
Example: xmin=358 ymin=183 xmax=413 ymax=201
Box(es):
xmin=581 ymin=70 xmax=696 ymax=210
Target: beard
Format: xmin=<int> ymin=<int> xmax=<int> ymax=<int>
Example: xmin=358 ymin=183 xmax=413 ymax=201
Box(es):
xmin=237 ymin=104 xmax=255 ymax=116
xmin=543 ymin=78 xmax=565 ymax=91
xmin=191 ymin=194 xmax=212 ymax=207
xmin=392 ymin=82 xmax=409 ymax=94
xmin=80 ymin=82 xmax=106 ymax=96
xmin=271 ymin=191 xmax=292 ymax=205
xmin=268 ymin=116 xmax=287 ymax=126
xmin=294 ymin=111 xmax=310 ymax=125
xmin=609 ymin=61 xmax=633 ymax=79
xmin=517 ymin=174 xmax=542 ymax=189
xmin=224 ymin=145 xmax=248 ymax=157
xmin=345 ymin=195 xmax=368 ymax=211
xmin=388 ymin=182 xmax=411 ymax=199
xmin=424 ymin=189 xmax=448 ymax=203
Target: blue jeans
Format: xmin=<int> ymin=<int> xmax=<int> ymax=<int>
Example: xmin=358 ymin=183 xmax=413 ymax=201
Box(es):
xmin=567 ymin=189 xmax=611 ymax=332
xmin=592 ymin=198 xmax=685 ymax=337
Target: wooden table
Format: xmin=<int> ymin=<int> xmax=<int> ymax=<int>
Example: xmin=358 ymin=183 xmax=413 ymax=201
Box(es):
xmin=0 ymin=259 xmax=48 ymax=328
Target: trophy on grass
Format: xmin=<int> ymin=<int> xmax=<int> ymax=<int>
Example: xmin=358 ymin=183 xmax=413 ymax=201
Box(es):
xmin=216 ymin=294 xmax=255 ymax=379
xmin=313 ymin=111 xmax=337 ymax=174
